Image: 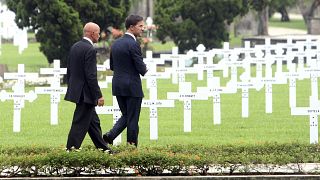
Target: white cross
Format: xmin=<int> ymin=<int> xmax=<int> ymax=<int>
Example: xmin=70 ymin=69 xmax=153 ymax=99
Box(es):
xmin=142 ymin=97 xmax=174 ymax=140
xmin=143 ymin=51 xmax=170 ymax=80
xmin=1 ymin=64 xmax=38 ymax=132
xmin=160 ymin=47 xmax=186 ymax=84
xmin=282 ymin=71 xmax=308 ymax=108
xmin=142 ymin=51 xmax=174 ymax=140
xmin=299 ymin=37 xmax=317 ymax=68
xmin=197 ymin=76 xmax=236 ymax=125
xmin=96 ymin=96 xmax=122 ymax=145
xmin=165 ymin=53 xmax=198 ymax=83
xmin=186 ymin=44 xmax=210 ymax=81
xmin=250 ymin=41 xmax=285 ymax=114
xmin=220 ymin=49 xmax=243 ymax=87
xmin=167 ymin=82 xmax=207 ymax=132
xmin=214 ymin=42 xmax=233 ymax=78
xmin=34 ymin=60 xmax=67 ymax=125
xmin=291 ymin=68 xmax=320 ymax=144
xmin=294 ymin=41 xmax=309 ymax=73
xmin=236 ymin=80 xmax=262 ymax=118
xmin=239 ymin=41 xmax=255 ymax=81
xmin=273 ymin=44 xmax=294 ymax=78
xmin=193 ymin=63 xmax=224 ymax=87
xmin=284 ymin=37 xmax=297 ymax=72
xmin=258 ymin=75 xmax=286 ymax=114
xmin=238 ymin=42 xmax=265 ymax=117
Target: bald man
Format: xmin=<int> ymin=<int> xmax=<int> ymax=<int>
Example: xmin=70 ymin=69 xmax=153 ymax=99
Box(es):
xmin=65 ymin=22 xmax=111 ymax=153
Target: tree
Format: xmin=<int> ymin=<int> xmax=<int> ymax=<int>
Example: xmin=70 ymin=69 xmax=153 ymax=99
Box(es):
xmin=154 ymin=0 xmax=248 ymax=53
xmin=269 ymin=0 xmax=297 ymax=22
xmin=249 ymin=0 xmax=270 ymax=35
xmin=298 ymin=0 xmax=320 ymax=34
xmin=6 ymin=0 xmax=130 ymax=67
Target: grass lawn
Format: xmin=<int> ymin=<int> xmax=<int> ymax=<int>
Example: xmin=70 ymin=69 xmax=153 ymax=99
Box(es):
xmin=269 ymin=17 xmax=307 ymax=30
xmin=0 ymin=43 xmax=48 ymax=72
xmin=0 ymin=44 xmax=316 ymax=149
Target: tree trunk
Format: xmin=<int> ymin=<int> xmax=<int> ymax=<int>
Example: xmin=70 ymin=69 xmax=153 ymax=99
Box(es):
xmin=298 ymin=0 xmax=320 ymax=34
xmin=257 ymin=5 xmax=269 ymax=35
xmin=279 ymin=6 xmax=290 ymax=22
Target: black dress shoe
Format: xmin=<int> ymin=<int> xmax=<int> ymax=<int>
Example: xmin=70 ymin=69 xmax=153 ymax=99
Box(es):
xmin=103 ymin=133 xmax=113 ymax=145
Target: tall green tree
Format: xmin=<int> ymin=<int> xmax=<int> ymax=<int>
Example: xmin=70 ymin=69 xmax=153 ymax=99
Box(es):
xmin=6 ymin=0 xmax=130 ymax=67
xmin=154 ymin=0 xmax=248 ymax=52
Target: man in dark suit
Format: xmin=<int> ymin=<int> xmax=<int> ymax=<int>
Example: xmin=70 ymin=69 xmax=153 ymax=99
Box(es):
xmin=65 ymin=22 xmax=111 ymax=153
xmin=103 ymin=15 xmax=148 ymax=147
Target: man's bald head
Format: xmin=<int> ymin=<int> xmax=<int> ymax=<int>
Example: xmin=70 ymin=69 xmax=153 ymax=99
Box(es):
xmin=83 ymin=22 xmax=100 ymax=43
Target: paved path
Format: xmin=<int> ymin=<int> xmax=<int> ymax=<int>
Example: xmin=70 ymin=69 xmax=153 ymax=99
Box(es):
xmin=268 ymin=27 xmax=307 ymax=36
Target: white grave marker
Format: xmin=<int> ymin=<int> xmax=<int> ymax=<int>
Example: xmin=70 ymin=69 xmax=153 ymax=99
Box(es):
xmin=160 ymin=47 xmax=185 ymax=84
xmin=197 ymin=77 xmax=235 ymax=124
xmin=186 ymin=44 xmax=208 ymax=80
xmin=291 ymin=68 xmax=320 ymax=144
xmin=35 ymin=60 xmax=67 ymax=125
xmin=1 ymin=64 xmax=38 ymax=132
xmin=142 ymin=51 xmax=174 ymax=140
xmin=167 ymin=82 xmax=207 ymax=132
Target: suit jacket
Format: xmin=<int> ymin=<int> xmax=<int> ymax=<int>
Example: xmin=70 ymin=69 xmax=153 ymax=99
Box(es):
xmin=110 ymin=34 xmax=147 ymax=97
xmin=64 ymin=39 xmax=102 ymax=105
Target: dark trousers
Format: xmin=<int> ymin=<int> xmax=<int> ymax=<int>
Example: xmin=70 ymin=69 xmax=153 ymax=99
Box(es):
xmin=108 ymin=96 xmax=142 ymax=145
xmin=66 ymin=102 xmax=108 ymax=150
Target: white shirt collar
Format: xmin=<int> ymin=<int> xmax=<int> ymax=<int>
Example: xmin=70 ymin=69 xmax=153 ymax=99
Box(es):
xmin=125 ymin=32 xmax=136 ymax=41
xmin=83 ymin=37 xmax=93 ymax=45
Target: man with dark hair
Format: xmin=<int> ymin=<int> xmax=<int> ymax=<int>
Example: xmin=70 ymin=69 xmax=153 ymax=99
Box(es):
xmin=65 ymin=22 xmax=111 ymax=153
xmin=103 ymin=15 xmax=148 ymax=147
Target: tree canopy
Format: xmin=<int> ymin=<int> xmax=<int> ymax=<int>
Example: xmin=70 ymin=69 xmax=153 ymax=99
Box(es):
xmin=154 ymin=0 xmax=248 ymax=53
xmin=6 ymin=0 xmax=130 ymax=66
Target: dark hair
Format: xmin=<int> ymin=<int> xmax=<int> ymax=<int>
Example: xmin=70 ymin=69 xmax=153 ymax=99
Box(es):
xmin=125 ymin=15 xmax=143 ymax=29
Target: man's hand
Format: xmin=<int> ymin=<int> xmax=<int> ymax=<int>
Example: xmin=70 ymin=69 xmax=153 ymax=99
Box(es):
xmin=97 ymin=97 xmax=104 ymax=106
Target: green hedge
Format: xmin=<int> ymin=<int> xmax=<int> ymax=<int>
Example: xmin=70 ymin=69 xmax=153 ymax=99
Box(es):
xmin=1 ymin=143 xmax=320 ymax=177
